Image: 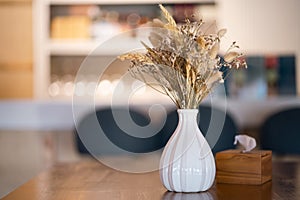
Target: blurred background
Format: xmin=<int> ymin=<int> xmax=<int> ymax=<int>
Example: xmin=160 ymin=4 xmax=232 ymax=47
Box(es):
xmin=0 ymin=0 xmax=300 ymax=197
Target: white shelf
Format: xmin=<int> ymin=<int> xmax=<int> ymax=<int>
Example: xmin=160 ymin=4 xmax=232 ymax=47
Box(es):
xmin=48 ymin=39 xmax=99 ymax=55
xmin=48 ymin=36 xmax=147 ymax=56
xmin=48 ymin=0 xmax=214 ymax=5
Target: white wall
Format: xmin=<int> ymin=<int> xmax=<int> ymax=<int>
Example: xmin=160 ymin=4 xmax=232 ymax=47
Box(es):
xmin=216 ymin=0 xmax=300 ymax=94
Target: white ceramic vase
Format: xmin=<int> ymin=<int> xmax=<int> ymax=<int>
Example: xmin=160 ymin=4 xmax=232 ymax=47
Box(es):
xmin=159 ymin=109 xmax=216 ymax=192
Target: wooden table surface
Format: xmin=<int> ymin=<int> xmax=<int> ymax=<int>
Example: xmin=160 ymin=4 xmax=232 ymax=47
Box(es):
xmin=2 ymin=159 xmax=300 ymax=200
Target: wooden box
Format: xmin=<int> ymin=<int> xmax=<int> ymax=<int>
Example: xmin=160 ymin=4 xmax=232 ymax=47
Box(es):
xmin=216 ymin=150 xmax=272 ymax=185
xmin=216 ymin=181 xmax=272 ymax=200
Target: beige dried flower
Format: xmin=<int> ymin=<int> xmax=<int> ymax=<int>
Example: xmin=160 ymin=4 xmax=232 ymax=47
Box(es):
xmin=224 ymin=52 xmax=240 ymax=63
xmin=118 ymin=4 xmax=246 ymax=109
xmin=217 ymin=29 xmax=227 ymax=38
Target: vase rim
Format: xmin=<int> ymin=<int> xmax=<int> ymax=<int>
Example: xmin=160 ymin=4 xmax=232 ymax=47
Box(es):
xmin=177 ymin=109 xmax=198 ymax=113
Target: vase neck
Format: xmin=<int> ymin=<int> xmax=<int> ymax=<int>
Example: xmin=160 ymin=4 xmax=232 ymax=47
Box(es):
xmin=177 ymin=109 xmax=198 ymax=124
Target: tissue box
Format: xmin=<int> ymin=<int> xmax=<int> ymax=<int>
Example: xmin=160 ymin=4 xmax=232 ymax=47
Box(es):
xmin=216 ymin=150 xmax=272 ymax=185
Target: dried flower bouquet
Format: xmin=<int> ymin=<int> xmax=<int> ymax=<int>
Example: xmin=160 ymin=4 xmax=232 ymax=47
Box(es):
xmin=119 ymin=4 xmax=247 ymax=109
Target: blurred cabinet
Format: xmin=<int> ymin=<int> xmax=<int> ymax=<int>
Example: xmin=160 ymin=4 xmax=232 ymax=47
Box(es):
xmin=0 ymin=1 xmax=33 ymax=98
xmin=33 ymin=0 xmax=216 ymax=100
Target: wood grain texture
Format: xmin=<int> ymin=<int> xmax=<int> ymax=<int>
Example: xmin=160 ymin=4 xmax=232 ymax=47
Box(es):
xmin=2 ymin=159 xmax=300 ymax=200
xmin=216 ymin=150 xmax=272 ymax=185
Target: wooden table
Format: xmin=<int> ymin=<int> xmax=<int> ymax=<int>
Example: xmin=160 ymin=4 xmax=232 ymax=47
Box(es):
xmin=2 ymin=159 xmax=300 ymax=200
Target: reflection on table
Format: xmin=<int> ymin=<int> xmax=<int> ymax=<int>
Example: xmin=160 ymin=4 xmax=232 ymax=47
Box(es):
xmin=2 ymin=160 xmax=300 ymax=200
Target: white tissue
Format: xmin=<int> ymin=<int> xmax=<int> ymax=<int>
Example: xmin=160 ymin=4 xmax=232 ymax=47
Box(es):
xmin=234 ymin=135 xmax=256 ymax=153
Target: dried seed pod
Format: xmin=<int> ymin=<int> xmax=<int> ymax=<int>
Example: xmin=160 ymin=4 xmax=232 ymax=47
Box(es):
xmin=217 ymin=29 xmax=227 ymax=38
xmin=224 ymin=52 xmax=240 ymax=63
xmin=118 ymin=53 xmax=151 ymax=63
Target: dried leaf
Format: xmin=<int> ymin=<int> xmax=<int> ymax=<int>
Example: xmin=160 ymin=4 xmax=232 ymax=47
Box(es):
xmin=152 ymin=18 xmax=164 ymax=28
xmin=209 ymin=42 xmax=220 ymax=59
xmin=148 ymin=32 xmax=162 ymax=47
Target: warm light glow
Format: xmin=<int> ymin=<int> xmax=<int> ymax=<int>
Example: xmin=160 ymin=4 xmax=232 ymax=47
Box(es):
xmin=48 ymin=82 xmax=60 ymax=97
xmin=86 ymin=82 xmax=98 ymax=96
xmin=97 ymin=80 xmax=112 ymax=96
xmin=63 ymin=81 xmax=74 ymax=96
xmin=75 ymin=81 xmax=86 ymax=96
